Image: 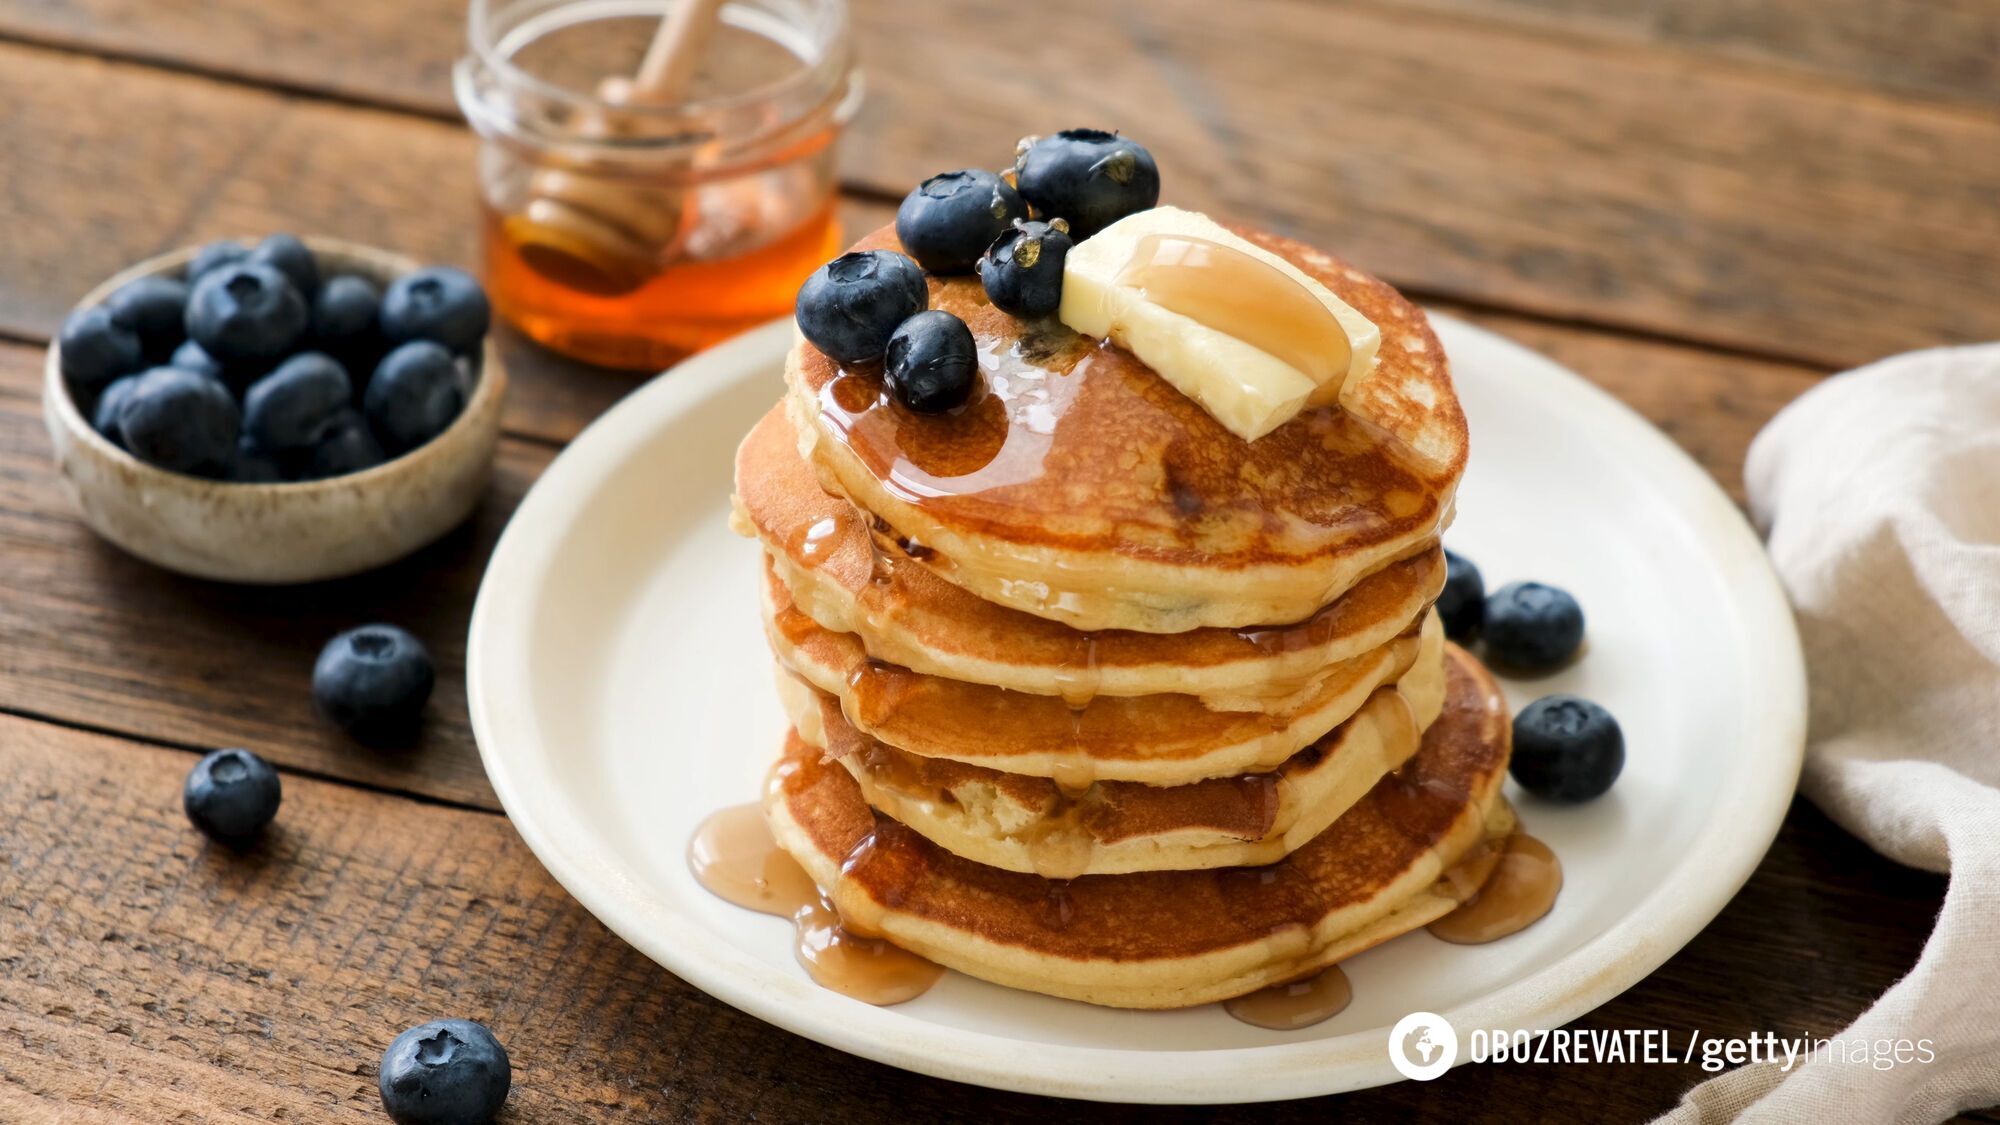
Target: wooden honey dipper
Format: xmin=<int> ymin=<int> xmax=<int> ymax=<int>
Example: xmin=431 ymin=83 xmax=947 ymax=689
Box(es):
xmin=504 ymin=0 xmax=726 ymax=295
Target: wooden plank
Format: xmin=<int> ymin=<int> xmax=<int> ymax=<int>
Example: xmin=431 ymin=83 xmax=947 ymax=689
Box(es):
xmin=0 ymin=714 xmax=1944 ymax=1120
xmin=3 ymin=16 xmax=1999 ymax=370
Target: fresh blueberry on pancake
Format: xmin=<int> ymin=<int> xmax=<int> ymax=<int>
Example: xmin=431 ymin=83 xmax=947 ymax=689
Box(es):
xmin=895 ymin=170 xmax=1027 ymax=274
xmin=1013 ymin=128 xmax=1160 ymax=239
xmin=104 ymin=275 xmax=190 ymax=361
xmin=1438 ymin=548 xmax=1485 ymax=642
xmin=1511 ymin=694 xmax=1623 ymax=802
xmin=182 ymin=748 xmax=282 ymax=843
xmin=884 ymin=309 xmax=977 ymax=413
xmin=117 ymin=366 xmax=240 ymax=477
xmin=186 ymin=262 xmax=308 ymax=365
xmin=58 ymin=305 xmax=144 ymax=393
xmin=978 ymin=218 xmax=1072 ymax=318
xmin=1483 ymin=580 xmax=1584 ymax=673
xmin=794 ymin=249 xmax=928 ymax=363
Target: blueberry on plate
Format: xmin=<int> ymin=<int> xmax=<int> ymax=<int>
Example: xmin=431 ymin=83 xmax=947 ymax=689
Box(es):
xmin=117 ymin=366 xmax=240 ymax=477
xmin=1483 ymin=581 xmax=1584 ymax=673
xmin=366 ymin=341 xmax=466 ymax=453
xmin=314 ymin=274 xmax=384 ymax=366
xmin=979 ymin=219 xmax=1073 ymax=318
xmin=58 ymin=305 xmax=144 ymax=393
xmin=794 ymin=249 xmax=928 ymax=364
xmin=105 ymin=275 xmax=190 ymax=360
xmin=230 ymin=439 xmax=287 ymax=484
xmin=379 ymin=1019 xmax=511 ymax=1125
xmin=182 ymin=748 xmax=282 ymax=843
xmin=244 ymin=352 xmax=352 ymax=451
xmin=308 ymin=409 xmax=386 ymax=478
xmin=1437 ymin=549 xmax=1485 ymax=643
xmin=380 ymin=267 xmax=490 ymax=355
xmin=895 ymin=169 xmax=1027 ymax=275
xmin=171 ymin=339 xmax=226 ymax=382
xmin=186 ymin=263 xmax=308 ymax=365
xmin=91 ymin=374 xmax=140 ymax=447
xmin=314 ymin=624 xmax=435 ymax=743
xmin=247 ymin=232 xmax=320 ymax=300
xmin=1511 ymin=694 xmax=1623 ymax=802
xmin=1013 ymin=129 xmax=1160 ymax=239
xmin=186 ymin=239 xmax=249 ymax=283
xmin=884 ymin=310 xmax=978 ymax=413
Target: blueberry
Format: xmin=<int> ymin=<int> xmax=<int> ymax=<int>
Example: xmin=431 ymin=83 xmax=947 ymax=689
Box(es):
xmin=230 ymin=439 xmax=287 ymax=483
xmin=1438 ymin=549 xmax=1486 ymax=643
xmin=247 ymin=233 xmax=319 ymax=299
xmin=378 ymin=1019 xmax=511 ymax=1125
xmin=1483 ymin=581 xmax=1584 ymax=673
xmin=381 ymin=267 xmax=490 ymax=354
xmin=105 ymin=276 xmax=190 ymax=360
xmin=313 ymin=274 xmax=384 ymax=366
xmin=314 ymin=624 xmax=435 ymax=742
xmin=59 ymin=305 xmax=144 ymax=393
xmin=187 ymin=239 xmax=249 ymax=283
xmin=366 ymin=341 xmax=466 ymax=453
xmin=186 ymin=263 xmax=308 ymax=365
xmin=117 ymin=366 xmax=240 ymax=477
xmin=885 ymin=310 xmax=978 ymax=413
xmin=182 ymin=748 xmax=282 ymax=843
xmin=1013 ymin=129 xmax=1160 ymax=239
xmin=1511 ymin=695 xmax=1624 ymax=802
xmin=308 ymin=409 xmax=386 ymax=478
xmin=794 ymin=250 xmax=928 ymax=364
xmin=978 ymin=219 xmax=1072 ymax=318
xmin=171 ymin=339 xmax=226 ymax=382
xmin=895 ymin=169 xmax=1027 ymax=275
xmin=242 ymin=352 xmax=352 ymax=451
xmin=92 ymin=375 xmax=140 ymax=447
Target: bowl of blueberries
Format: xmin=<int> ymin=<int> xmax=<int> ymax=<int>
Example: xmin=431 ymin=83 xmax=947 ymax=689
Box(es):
xmin=43 ymin=233 xmax=507 ymax=583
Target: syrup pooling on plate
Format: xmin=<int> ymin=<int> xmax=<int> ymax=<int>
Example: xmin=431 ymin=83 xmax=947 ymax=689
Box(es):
xmin=689 ymin=800 xmax=943 ymax=1006
xmin=1428 ymin=834 xmax=1562 ymax=944
xmin=1224 ymin=966 xmax=1352 ymax=1030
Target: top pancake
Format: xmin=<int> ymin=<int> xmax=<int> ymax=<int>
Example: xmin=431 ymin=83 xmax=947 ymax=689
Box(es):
xmin=784 ymin=223 xmax=1466 ymax=633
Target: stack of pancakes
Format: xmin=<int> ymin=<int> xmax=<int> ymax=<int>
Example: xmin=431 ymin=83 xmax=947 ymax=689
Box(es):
xmin=731 ymin=224 xmax=1514 ymax=1009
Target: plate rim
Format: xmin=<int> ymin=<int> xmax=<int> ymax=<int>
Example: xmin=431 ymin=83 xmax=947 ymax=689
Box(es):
xmin=466 ymin=315 xmax=1806 ymax=1104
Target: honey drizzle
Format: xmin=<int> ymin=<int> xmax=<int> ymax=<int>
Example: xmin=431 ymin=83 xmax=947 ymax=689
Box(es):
xmin=1223 ymin=966 xmax=1352 ymax=1030
xmin=688 ymin=802 xmax=942 ymax=1006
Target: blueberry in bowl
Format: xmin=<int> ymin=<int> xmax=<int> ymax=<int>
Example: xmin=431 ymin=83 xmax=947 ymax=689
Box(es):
xmin=42 ymin=235 xmax=507 ymax=583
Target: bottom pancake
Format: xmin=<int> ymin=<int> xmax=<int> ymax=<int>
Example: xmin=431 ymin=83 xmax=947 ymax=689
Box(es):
xmin=765 ymin=644 xmax=1515 ymax=1009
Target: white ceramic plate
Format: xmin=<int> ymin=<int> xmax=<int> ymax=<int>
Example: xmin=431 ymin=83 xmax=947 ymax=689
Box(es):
xmin=467 ymin=315 xmax=1805 ymax=1104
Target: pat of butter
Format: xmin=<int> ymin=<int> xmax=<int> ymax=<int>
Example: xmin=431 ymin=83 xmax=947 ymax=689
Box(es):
xmin=1059 ymin=206 xmax=1379 ymax=441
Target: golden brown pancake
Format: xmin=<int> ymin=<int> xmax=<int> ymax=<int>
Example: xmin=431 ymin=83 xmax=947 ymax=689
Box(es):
xmin=734 ymin=405 xmax=1446 ymax=710
xmin=783 ymin=224 xmax=1466 ymax=633
xmin=764 ymin=556 xmax=1441 ymax=785
xmin=765 ymin=645 xmax=1513 ymax=1009
xmin=776 ymin=615 xmax=1446 ymax=877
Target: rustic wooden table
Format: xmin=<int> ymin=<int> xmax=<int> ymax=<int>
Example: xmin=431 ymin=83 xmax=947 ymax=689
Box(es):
xmin=1 ymin=1 xmax=1995 ymax=1119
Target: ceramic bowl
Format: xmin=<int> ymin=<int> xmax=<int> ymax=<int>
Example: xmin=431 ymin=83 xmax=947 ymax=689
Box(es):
xmin=43 ymin=237 xmax=507 ymax=584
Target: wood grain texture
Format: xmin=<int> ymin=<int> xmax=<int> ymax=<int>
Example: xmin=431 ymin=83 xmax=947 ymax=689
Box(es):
xmin=0 ymin=714 xmax=1945 ymax=1120
xmin=4 ymin=9 xmax=2000 ymax=369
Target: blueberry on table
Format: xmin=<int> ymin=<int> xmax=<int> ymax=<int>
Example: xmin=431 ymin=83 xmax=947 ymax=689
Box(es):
xmin=244 ymin=352 xmax=353 ymax=451
xmin=91 ymin=375 xmax=140 ymax=447
xmin=248 ymin=232 xmax=320 ymax=299
xmin=308 ymin=409 xmax=386 ymax=478
xmin=794 ymin=249 xmax=928 ymax=364
xmin=885 ymin=310 xmax=978 ymax=413
xmin=380 ymin=267 xmax=490 ymax=354
xmin=58 ymin=305 xmax=144 ymax=393
xmin=117 ymin=366 xmax=240 ymax=477
xmin=1013 ymin=129 xmax=1160 ymax=239
xmin=979 ymin=219 xmax=1072 ymax=318
xmin=314 ymin=274 xmax=384 ymax=366
xmin=229 ymin=439 xmax=287 ymax=484
xmin=186 ymin=239 xmax=249 ymax=283
xmin=366 ymin=341 xmax=467 ymax=453
xmin=186 ymin=263 xmax=308 ymax=365
xmin=314 ymin=624 xmax=435 ymax=743
xmin=1483 ymin=581 xmax=1585 ymax=673
xmin=895 ymin=169 xmax=1027 ymax=274
xmin=182 ymin=748 xmax=282 ymax=843
xmin=105 ymin=275 xmax=190 ymax=360
xmin=1511 ymin=694 xmax=1624 ymax=802
xmin=171 ymin=339 xmax=226 ymax=382
xmin=1437 ymin=549 xmax=1486 ymax=643
xmin=378 ymin=1019 xmax=511 ymax=1125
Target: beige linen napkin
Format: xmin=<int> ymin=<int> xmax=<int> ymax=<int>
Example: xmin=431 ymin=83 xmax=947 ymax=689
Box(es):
xmin=1658 ymin=345 xmax=2000 ymax=1123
